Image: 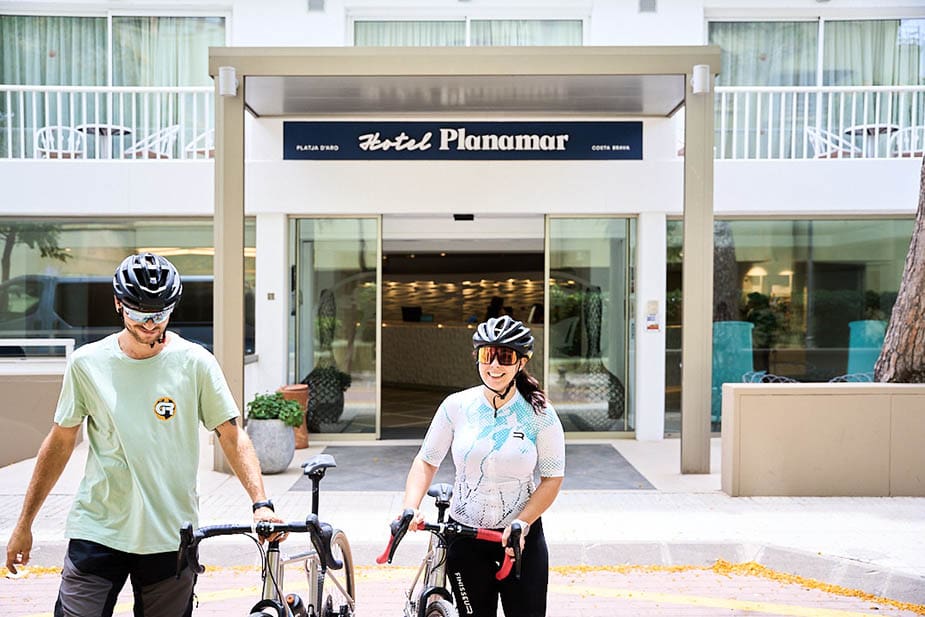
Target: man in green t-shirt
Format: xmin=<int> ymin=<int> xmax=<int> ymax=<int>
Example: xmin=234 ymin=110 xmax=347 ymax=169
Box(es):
xmin=4 ymin=253 xmax=281 ymax=617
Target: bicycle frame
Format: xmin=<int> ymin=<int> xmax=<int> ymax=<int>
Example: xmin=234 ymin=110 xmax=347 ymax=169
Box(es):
xmin=178 ymin=454 xmax=355 ymax=617
xmin=402 ymin=532 xmax=454 ymax=617
xmin=379 ymin=483 xmax=521 ymax=617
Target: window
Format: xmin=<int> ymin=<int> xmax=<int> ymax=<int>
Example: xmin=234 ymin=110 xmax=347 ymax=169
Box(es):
xmin=824 ymin=19 xmax=925 ymax=86
xmin=665 ymin=218 xmax=913 ymax=434
xmin=709 ymin=17 xmax=925 ymax=158
xmin=354 ymin=18 xmax=582 ymax=46
xmin=709 ymin=22 xmax=817 ymax=87
xmin=709 ymin=18 xmax=925 ymax=87
xmin=0 ymin=14 xmax=224 ymax=87
xmin=0 ymin=218 xmax=256 ymax=356
xmin=0 ymin=14 xmax=224 ymax=158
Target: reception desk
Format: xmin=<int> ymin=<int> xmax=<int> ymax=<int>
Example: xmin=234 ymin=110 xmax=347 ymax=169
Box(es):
xmin=381 ymin=323 xmax=545 ymax=389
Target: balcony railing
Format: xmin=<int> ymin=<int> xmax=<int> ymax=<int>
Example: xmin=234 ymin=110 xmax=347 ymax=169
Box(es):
xmin=0 ymin=85 xmax=214 ymax=160
xmin=714 ymin=85 xmax=925 ymax=160
xmin=3 ymin=84 xmax=925 ymax=161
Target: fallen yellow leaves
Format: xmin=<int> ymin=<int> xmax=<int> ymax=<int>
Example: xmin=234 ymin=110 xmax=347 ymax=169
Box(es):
xmin=552 ymin=561 xmax=925 ymax=616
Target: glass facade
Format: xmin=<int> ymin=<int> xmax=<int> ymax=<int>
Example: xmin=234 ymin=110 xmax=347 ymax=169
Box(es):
xmin=291 ymin=218 xmax=378 ymax=435
xmin=0 ymin=218 xmax=256 ymax=357
xmin=665 ymin=218 xmax=913 ymax=434
xmin=548 ymin=217 xmax=635 ymax=433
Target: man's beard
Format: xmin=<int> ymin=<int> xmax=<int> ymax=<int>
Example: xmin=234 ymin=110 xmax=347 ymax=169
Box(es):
xmin=126 ymin=323 xmax=166 ymax=346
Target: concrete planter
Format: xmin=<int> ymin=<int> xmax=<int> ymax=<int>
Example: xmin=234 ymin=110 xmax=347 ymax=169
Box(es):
xmin=245 ymin=418 xmax=295 ymax=474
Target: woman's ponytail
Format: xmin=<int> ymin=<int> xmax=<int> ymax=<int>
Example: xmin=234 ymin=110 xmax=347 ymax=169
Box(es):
xmin=515 ymin=368 xmax=547 ymax=415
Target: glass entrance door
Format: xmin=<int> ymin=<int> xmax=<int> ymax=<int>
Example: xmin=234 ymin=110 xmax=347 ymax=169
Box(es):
xmin=291 ymin=217 xmax=379 ymax=436
xmin=547 ymin=217 xmax=635 ymax=433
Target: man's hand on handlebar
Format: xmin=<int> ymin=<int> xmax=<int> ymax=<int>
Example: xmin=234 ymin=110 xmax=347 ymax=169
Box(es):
xmin=254 ymin=506 xmax=287 ymax=543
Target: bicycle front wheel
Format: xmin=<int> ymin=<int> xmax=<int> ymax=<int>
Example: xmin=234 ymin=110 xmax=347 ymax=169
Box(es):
xmin=425 ymin=598 xmax=457 ymax=617
xmin=321 ymin=529 xmax=356 ymax=617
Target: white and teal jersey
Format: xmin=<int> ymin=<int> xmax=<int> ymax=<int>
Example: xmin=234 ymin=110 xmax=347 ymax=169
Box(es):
xmin=418 ymin=386 xmax=565 ymax=529
xmin=54 ymin=333 xmax=238 ymax=554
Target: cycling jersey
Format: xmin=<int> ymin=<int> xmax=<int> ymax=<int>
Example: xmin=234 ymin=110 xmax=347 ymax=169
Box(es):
xmin=418 ymin=385 xmax=566 ymax=529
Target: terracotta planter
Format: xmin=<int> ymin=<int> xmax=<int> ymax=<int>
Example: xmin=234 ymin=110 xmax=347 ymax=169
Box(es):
xmin=278 ymin=384 xmax=309 ymax=449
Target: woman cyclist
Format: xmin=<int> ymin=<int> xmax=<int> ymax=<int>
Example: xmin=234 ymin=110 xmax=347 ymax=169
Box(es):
xmin=398 ymin=315 xmax=566 ymax=617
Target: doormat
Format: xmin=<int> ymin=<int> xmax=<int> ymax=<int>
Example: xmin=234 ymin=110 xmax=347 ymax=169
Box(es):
xmin=289 ymin=444 xmax=653 ymax=492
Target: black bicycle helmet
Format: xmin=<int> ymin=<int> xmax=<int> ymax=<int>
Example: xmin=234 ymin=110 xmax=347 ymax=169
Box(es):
xmin=112 ymin=252 xmax=182 ymax=311
xmin=472 ymin=315 xmax=534 ymax=359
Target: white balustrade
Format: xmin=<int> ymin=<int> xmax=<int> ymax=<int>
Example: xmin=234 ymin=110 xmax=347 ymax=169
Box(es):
xmin=0 ymin=85 xmax=214 ymax=160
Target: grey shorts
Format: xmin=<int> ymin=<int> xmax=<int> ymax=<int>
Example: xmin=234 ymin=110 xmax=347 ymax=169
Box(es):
xmin=54 ymin=539 xmax=196 ymax=617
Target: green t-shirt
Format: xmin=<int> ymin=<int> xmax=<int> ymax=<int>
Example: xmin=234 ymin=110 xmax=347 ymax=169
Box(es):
xmin=54 ymin=333 xmax=238 ymax=554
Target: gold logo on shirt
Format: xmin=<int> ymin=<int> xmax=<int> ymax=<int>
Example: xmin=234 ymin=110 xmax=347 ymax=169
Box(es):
xmin=154 ymin=397 xmax=177 ymax=421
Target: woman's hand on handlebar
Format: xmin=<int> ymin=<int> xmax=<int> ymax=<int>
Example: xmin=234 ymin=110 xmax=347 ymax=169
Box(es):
xmin=405 ymin=508 xmax=425 ymax=532
xmin=501 ymin=519 xmax=528 ymax=556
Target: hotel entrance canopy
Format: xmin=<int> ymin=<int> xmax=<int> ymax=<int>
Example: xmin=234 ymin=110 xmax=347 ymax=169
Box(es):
xmin=209 ymin=45 xmax=721 ymax=473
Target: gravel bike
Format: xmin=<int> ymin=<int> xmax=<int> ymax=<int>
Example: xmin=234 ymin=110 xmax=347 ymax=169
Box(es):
xmin=178 ymin=454 xmax=355 ymax=617
xmin=377 ymin=482 xmax=523 ymax=617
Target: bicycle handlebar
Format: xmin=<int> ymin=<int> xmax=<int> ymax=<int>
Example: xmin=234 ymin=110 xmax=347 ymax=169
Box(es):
xmin=376 ymin=509 xmax=523 ymax=581
xmin=177 ymin=514 xmax=344 ymax=578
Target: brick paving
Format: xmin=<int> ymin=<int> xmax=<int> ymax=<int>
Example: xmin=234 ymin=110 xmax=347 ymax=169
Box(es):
xmin=3 ymin=564 xmax=924 ymax=617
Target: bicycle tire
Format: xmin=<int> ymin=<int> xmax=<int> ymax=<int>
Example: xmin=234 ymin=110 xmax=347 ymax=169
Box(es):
xmin=321 ymin=529 xmax=356 ymax=617
xmin=425 ymin=598 xmax=457 ymax=617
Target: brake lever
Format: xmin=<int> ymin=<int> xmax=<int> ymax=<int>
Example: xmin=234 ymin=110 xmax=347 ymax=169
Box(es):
xmin=304 ymin=514 xmax=343 ymax=571
xmin=507 ymin=522 xmax=523 ymax=580
xmin=376 ymin=508 xmax=414 ymax=565
xmin=177 ymin=522 xmax=204 ymax=577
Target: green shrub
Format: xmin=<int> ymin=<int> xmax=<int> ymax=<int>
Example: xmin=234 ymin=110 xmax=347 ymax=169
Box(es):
xmin=246 ymin=392 xmax=305 ymax=428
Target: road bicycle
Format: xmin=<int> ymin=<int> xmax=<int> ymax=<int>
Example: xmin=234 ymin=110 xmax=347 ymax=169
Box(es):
xmin=377 ymin=483 xmax=523 ymax=617
xmin=178 ymin=454 xmax=355 ymax=617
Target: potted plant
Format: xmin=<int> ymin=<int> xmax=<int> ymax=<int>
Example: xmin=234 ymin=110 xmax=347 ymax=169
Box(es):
xmin=245 ymin=392 xmax=305 ymax=474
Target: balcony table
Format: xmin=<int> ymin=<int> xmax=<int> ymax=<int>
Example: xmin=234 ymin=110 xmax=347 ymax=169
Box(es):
xmin=843 ymin=123 xmax=900 ymax=158
xmin=75 ymin=123 xmax=133 ymax=159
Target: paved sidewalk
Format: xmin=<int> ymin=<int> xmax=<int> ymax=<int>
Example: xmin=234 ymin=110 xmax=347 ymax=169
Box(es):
xmin=2 ymin=436 xmax=925 ymax=614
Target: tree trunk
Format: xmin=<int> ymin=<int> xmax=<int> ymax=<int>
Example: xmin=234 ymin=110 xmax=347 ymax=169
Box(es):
xmin=1 ymin=231 xmax=16 ymax=282
xmin=875 ymin=158 xmax=925 ymax=383
xmin=713 ymin=221 xmax=740 ymax=321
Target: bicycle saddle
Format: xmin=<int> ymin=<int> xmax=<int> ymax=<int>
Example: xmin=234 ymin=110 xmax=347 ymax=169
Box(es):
xmin=427 ymin=483 xmax=453 ymax=506
xmin=302 ymin=454 xmax=337 ymax=479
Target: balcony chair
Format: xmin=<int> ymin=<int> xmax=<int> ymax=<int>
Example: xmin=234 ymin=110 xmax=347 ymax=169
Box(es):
xmin=183 ymin=128 xmax=215 ymax=159
xmin=34 ymin=126 xmax=85 ymax=159
xmin=889 ymin=127 xmax=925 ymax=158
xmin=805 ymin=126 xmax=862 ymax=159
xmin=123 ymin=124 xmax=181 ymax=159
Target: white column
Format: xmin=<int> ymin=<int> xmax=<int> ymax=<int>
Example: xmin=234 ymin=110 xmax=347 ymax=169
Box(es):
xmin=633 ymin=211 xmax=667 ymax=440
xmin=246 ymin=212 xmax=290 ymax=403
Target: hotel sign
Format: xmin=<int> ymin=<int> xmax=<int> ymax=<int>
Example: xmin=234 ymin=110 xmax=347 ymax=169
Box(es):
xmin=283 ymin=121 xmax=642 ymax=160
